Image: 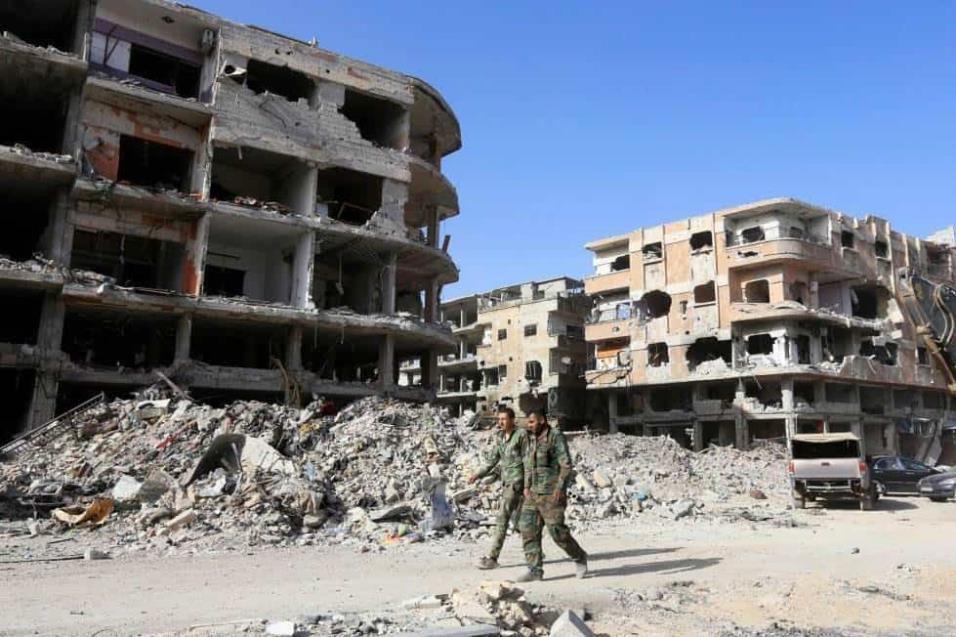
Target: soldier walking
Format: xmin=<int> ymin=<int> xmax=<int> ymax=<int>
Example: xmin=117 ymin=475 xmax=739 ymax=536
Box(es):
xmin=517 ymin=410 xmax=588 ymax=581
xmin=468 ymin=407 xmax=527 ymax=569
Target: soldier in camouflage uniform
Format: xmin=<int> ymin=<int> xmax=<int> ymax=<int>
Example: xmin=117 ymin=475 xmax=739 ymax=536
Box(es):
xmin=517 ymin=410 xmax=588 ymax=581
xmin=468 ymin=407 xmax=528 ymax=569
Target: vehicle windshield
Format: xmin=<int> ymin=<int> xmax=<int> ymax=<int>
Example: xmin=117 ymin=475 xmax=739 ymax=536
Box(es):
xmin=792 ymin=439 xmax=860 ymax=459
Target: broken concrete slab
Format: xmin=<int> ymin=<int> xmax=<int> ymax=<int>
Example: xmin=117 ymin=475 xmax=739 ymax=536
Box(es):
xmin=549 ymin=610 xmax=595 ymax=637
xmin=400 ymin=625 xmax=500 ymax=637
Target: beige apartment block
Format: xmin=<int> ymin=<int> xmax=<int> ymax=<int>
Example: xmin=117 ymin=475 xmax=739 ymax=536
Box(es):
xmin=0 ymin=0 xmax=461 ymax=443
xmin=403 ymin=278 xmax=591 ymax=426
xmin=584 ymin=198 xmax=956 ymax=461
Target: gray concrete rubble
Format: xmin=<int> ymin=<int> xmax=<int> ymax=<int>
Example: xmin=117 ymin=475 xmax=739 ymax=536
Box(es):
xmin=1 ymin=383 xmax=794 ymax=559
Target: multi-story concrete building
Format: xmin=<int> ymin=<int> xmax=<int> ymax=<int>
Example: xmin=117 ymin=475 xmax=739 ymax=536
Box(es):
xmin=0 ymin=0 xmax=461 ymax=443
xmin=584 ymin=198 xmax=956 ymax=459
xmin=410 ymin=278 xmax=590 ymax=426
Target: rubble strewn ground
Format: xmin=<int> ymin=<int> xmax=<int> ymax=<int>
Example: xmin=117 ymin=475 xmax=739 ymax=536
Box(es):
xmin=0 ymin=390 xmax=792 ymax=559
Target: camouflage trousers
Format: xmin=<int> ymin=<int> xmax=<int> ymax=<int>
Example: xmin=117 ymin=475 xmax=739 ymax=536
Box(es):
xmin=519 ymin=492 xmax=586 ymax=575
xmin=487 ymin=482 xmax=524 ymax=560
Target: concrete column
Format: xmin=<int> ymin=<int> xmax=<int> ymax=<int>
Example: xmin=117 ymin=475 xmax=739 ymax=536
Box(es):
xmin=183 ymin=214 xmax=210 ymax=296
xmin=27 ymin=372 xmax=59 ymax=430
xmin=36 ymin=293 xmax=65 ymax=354
xmin=381 ymin=252 xmax=397 ymax=315
xmin=424 ymin=278 xmax=441 ymax=323
xmin=174 ymin=315 xmax=192 ymax=363
xmin=607 ymin=392 xmax=619 ymax=434
xmin=459 ymin=337 xmax=466 ymax=360
xmin=287 ymin=326 xmax=303 ymax=372
xmin=693 ymin=422 xmax=704 ymax=451
xmin=291 ymin=230 xmax=315 ymax=308
xmin=421 ymin=349 xmax=439 ymax=391
xmin=460 ymin=307 xmax=466 ymax=327
xmin=425 ymin=205 xmax=439 ymax=248
xmin=283 ymin=164 xmax=318 ymax=217
xmin=734 ymin=414 xmax=748 ymax=450
xmin=45 ymin=190 xmax=73 ymax=264
xmin=378 ymin=334 xmax=395 ymax=389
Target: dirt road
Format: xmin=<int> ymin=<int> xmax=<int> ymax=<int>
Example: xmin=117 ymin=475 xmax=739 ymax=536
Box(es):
xmin=2 ymin=497 xmax=954 ymax=636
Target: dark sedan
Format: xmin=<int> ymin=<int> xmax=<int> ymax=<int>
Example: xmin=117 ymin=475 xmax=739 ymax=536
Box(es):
xmin=870 ymin=456 xmax=944 ymax=495
xmin=917 ymin=470 xmax=956 ymax=502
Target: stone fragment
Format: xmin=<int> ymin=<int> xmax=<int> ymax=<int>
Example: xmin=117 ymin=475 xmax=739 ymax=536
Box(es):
xmin=166 ymin=509 xmax=198 ymax=531
xmin=591 ymin=470 xmax=612 ymax=489
xmin=265 ymin=620 xmax=296 ymax=636
xmin=111 ymin=475 xmax=143 ymax=503
xmin=83 ymin=548 xmax=109 ymax=561
xmin=549 ymin=610 xmax=595 ymax=637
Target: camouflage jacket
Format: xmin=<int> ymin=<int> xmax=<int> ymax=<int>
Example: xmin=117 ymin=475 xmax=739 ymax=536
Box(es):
xmin=475 ymin=428 xmax=527 ymax=485
xmin=524 ymin=425 xmax=573 ymax=495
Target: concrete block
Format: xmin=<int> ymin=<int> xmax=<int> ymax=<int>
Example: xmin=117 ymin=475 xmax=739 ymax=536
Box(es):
xmin=550 ymin=610 xmax=595 ymax=637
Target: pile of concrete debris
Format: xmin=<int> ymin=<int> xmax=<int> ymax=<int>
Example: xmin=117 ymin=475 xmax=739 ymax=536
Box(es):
xmin=566 ymin=434 xmax=791 ymax=526
xmin=0 ymin=390 xmax=487 ymax=552
xmin=1 ymin=389 xmax=791 ymax=553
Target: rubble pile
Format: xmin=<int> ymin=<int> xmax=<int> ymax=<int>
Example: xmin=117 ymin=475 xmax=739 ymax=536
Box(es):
xmin=567 ymin=434 xmax=790 ymax=524
xmin=1 ymin=389 xmax=792 ymax=553
xmin=0 ymin=391 xmax=487 ymax=551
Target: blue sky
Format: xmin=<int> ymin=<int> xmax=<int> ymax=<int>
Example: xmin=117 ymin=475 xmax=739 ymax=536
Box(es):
xmin=192 ymin=1 xmax=956 ymax=296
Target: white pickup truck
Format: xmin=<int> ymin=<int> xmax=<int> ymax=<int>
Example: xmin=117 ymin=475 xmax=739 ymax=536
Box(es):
xmin=788 ymin=433 xmax=877 ymax=511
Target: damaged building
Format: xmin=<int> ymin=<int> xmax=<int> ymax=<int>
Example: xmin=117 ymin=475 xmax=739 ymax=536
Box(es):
xmin=0 ymin=0 xmax=461 ymax=444
xmin=585 ymin=198 xmax=956 ymax=462
xmin=401 ymin=278 xmax=591 ymax=427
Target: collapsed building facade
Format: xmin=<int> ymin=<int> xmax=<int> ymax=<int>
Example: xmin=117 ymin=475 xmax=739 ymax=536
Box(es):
xmin=401 ymin=278 xmax=591 ymax=427
xmin=585 ymin=198 xmax=956 ymax=462
xmin=0 ymin=0 xmax=461 ymax=443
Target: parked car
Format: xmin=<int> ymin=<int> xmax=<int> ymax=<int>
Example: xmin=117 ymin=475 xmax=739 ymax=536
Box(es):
xmin=789 ymin=433 xmax=876 ymax=510
xmin=870 ymin=456 xmax=943 ymax=495
xmin=916 ymin=470 xmax=956 ymax=502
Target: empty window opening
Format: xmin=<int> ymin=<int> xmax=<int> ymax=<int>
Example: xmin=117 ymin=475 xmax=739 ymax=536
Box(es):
xmin=704 ymin=382 xmax=736 ymax=404
xmin=117 ymin=135 xmax=192 ymax=192
xmin=788 ymin=281 xmax=808 ymax=304
xmin=875 ymin=239 xmax=889 ymax=259
xmin=525 ymin=360 xmax=543 ymax=382
xmin=894 ymin=390 xmax=917 ymax=411
xmin=841 ymin=230 xmax=855 ymax=249
xmin=744 ymin=280 xmax=770 ymax=303
xmin=648 ymin=342 xmax=669 ymax=367
xmin=53 ymin=382 xmax=136 ymax=419
xmin=821 ymin=327 xmax=851 ymax=363
xmin=693 ymin=282 xmax=716 ymax=305
xmin=190 ymin=387 xmax=287 ymax=408
xmin=616 ymin=301 xmax=632 ymax=320
xmin=740 ymin=226 xmax=765 ymax=244
xmin=850 ymin=286 xmax=887 ymax=319
xmin=316 ymin=167 xmax=383 ymax=225
xmin=243 ymin=59 xmax=314 ymax=102
xmin=917 ymin=347 xmax=929 ymax=365
xmin=61 ymin=310 xmax=176 ymax=369
xmin=127 ymin=43 xmax=201 ymax=98
xmin=210 ymin=146 xmax=308 ymax=213
xmin=747 ymin=334 xmax=774 ymax=356
xmin=745 ymin=381 xmax=782 ymax=408
xmin=860 ymin=338 xmax=898 ymax=365
xmin=71 ymin=229 xmax=185 ymax=290
xmin=312 ymin=252 xmax=382 ymax=313
xmin=0 ymin=0 xmax=77 ymax=51
xmin=825 ymin=383 xmax=856 ymax=404
xmin=687 ymin=338 xmax=732 ymax=371
xmin=788 ymin=226 xmax=805 ymax=239
xmin=0 ymin=89 xmax=67 ymax=153
xmin=498 ymin=364 xmax=508 ymax=380
xmin=689 ymin=231 xmax=713 ymax=251
xmin=701 ymin=420 xmax=736 ymax=447
xmin=203 ymin=264 xmax=245 ymax=297
xmin=0 ymin=185 xmax=54 ymax=261
xmin=749 ymin=419 xmax=786 ymax=442
xmin=796 ymin=419 xmax=824 ymax=434
xmin=191 ymin=320 xmax=286 ymax=369
xmin=859 ymin=386 xmax=886 ymax=415
xmin=610 ymin=254 xmax=631 ymax=271
xmin=301 ymin=331 xmax=381 ymax=382
xmin=523 ymin=324 xmax=537 ymax=337
xmin=496 ymin=328 xmax=508 ymax=341
xmin=484 ymin=367 xmax=500 ymax=386
xmin=649 ymin=386 xmax=692 ymax=412
xmin=340 ymin=89 xmax=406 ymax=150
xmin=923 ymin=391 xmax=945 ymax=410
xmin=0 ymin=290 xmax=43 ymax=344
xmin=641 ymin=290 xmax=672 ymax=319
xmin=792 ymin=335 xmax=810 ymax=364
xmin=642 ymin=242 xmax=663 ymax=260
xmin=566 ymin=324 xmax=584 ymax=339
xmin=794 ymin=381 xmax=816 ymax=406
xmin=0 ymin=369 xmax=37 ymax=444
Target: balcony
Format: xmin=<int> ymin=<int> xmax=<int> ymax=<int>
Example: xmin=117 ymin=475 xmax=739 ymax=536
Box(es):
xmin=585 ymin=319 xmax=630 ymax=342
xmin=584 ymin=270 xmax=630 ymax=295
xmin=724 ymin=237 xmax=835 ymax=270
